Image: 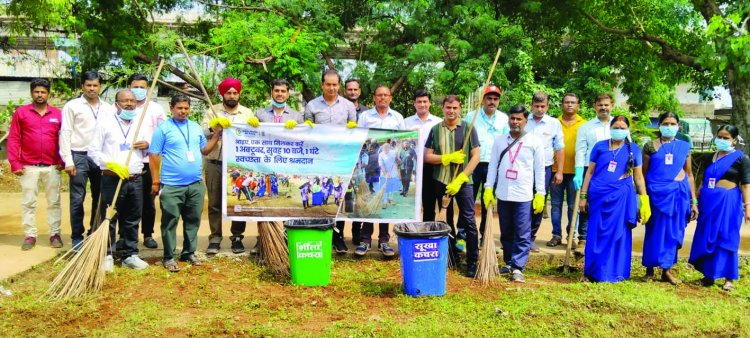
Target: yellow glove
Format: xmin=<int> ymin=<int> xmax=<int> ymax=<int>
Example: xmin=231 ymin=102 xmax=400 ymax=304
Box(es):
xmin=304 ymin=120 xmax=314 ymax=128
xmin=209 ymin=116 xmax=232 ymax=129
xmin=445 ymin=172 xmax=469 ymax=195
xmin=483 ymin=187 xmax=495 ymax=208
xmin=533 ymin=193 xmax=545 ymax=214
xmin=346 ymin=121 xmax=358 ymax=129
xmin=246 ymin=116 xmax=260 ymax=128
xmin=284 ymin=120 xmax=298 ymax=129
xmin=441 ymin=150 xmax=465 ymax=166
xmin=105 ymin=162 xmax=129 ymax=180
xmin=639 ymin=195 xmax=652 ymax=224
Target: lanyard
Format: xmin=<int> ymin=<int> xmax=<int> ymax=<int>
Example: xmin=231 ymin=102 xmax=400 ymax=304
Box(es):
xmin=171 ymin=118 xmax=190 ymax=147
xmin=507 ymin=140 xmax=524 ymax=165
xmin=610 ymin=140 xmax=623 ymax=161
xmin=87 ymin=102 xmax=100 ymax=120
xmin=117 ymin=117 xmax=131 ymax=142
xmin=480 ymin=111 xmax=497 ymax=132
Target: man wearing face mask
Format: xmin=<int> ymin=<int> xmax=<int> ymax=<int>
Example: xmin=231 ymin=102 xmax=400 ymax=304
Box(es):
xmin=88 ymin=89 xmax=151 ymax=271
xmin=255 ymin=79 xmax=304 ymax=124
xmin=127 ymin=74 xmax=167 ymax=250
xmin=203 ymin=77 xmax=255 ymax=255
xmin=573 ymin=93 xmax=617 ymax=255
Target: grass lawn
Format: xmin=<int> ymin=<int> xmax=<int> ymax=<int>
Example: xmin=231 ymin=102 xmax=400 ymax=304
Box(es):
xmin=1 ymin=254 xmax=749 ymax=337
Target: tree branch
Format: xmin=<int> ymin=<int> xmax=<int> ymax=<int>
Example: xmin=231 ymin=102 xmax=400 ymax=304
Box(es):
xmin=195 ymin=0 xmax=275 ymax=13
xmin=321 ymin=51 xmax=336 ymax=70
xmin=582 ymin=11 xmax=704 ymax=72
xmin=157 ymin=79 xmax=205 ymax=101
xmin=135 ymin=52 xmax=206 ymax=94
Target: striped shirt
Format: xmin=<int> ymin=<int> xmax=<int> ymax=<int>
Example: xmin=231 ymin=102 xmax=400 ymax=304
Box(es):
xmin=425 ymin=120 xmax=480 ymax=185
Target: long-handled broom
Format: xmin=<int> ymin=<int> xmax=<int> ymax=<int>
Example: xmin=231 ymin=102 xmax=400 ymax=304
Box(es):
xmin=436 ymin=48 xmax=502 ymax=276
xmin=177 ymin=40 xmax=290 ymax=274
xmin=46 ymin=60 xmax=166 ymax=300
xmin=557 ymin=191 xmax=581 ymax=273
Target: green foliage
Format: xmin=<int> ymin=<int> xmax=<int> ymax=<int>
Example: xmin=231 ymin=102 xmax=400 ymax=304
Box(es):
xmin=0 ymin=98 xmax=24 ymax=131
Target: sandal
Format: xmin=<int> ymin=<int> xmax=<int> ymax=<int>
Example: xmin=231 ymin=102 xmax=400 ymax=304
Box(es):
xmin=722 ymin=281 xmax=735 ymax=292
xmin=163 ymin=259 xmax=180 ymax=272
xmin=180 ymin=254 xmax=203 ymax=266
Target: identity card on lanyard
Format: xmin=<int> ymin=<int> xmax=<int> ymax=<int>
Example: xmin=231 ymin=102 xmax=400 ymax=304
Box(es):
xmin=505 ymin=141 xmax=523 ymax=180
xmin=172 ymin=119 xmax=196 ymax=162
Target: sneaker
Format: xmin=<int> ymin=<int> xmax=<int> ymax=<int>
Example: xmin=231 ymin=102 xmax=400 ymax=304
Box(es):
xmin=569 ymin=239 xmax=578 ymax=250
xmin=71 ymin=238 xmax=83 ymax=252
xmin=455 ymin=238 xmax=466 ymax=252
xmin=231 ymin=237 xmax=245 ymax=254
xmin=103 ymin=255 xmax=114 ymax=273
xmin=206 ymin=242 xmax=220 ymax=255
xmin=466 ymin=262 xmax=478 ymax=278
xmin=49 ymin=234 xmax=63 ymax=248
xmin=21 ymin=237 xmax=36 ymax=250
xmin=546 ymin=236 xmax=562 ymax=247
xmin=499 ymin=265 xmax=512 ymax=274
xmin=250 ymin=241 xmax=259 ymax=254
xmin=143 ymin=237 xmax=158 ymax=249
xmin=123 ymin=255 xmax=149 ymax=270
xmin=575 ymin=240 xmax=586 ymax=256
xmin=354 ymin=243 xmax=370 ymax=256
xmin=379 ymin=243 xmax=395 ymax=257
xmin=511 ymin=269 xmax=525 ymax=283
xmin=530 ymin=241 xmax=540 ymax=253
xmin=333 ymin=238 xmax=348 ymax=254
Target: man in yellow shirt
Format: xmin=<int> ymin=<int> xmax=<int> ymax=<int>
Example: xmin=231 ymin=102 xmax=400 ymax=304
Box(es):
xmin=547 ymin=93 xmax=586 ymax=248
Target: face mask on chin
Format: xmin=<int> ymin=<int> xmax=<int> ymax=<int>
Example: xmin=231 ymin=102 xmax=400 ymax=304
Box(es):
xmin=271 ymin=100 xmax=286 ymax=108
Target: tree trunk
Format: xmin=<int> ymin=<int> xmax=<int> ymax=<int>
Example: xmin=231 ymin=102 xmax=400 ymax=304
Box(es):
xmin=727 ymin=69 xmax=750 ymax=153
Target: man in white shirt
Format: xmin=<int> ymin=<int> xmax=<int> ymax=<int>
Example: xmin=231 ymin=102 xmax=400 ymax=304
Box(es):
xmin=524 ymin=92 xmax=565 ymax=251
xmin=572 ymin=93 xmax=615 ymax=255
xmin=128 ymin=73 xmax=167 ymax=250
xmin=404 ymin=90 xmax=442 ymax=221
xmin=59 ymin=71 xmax=117 ymax=249
xmin=484 ymin=104 xmax=545 ymax=283
xmin=354 ymin=85 xmax=404 ymax=258
xmin=463 ymin=85 xmax=508 ymax=241
xmin=88 ymin=89 xmax=151 ymax=271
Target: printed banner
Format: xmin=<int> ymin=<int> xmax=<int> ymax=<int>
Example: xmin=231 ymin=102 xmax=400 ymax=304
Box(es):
xmin=222 ymin=123 xmax=421 ymax=222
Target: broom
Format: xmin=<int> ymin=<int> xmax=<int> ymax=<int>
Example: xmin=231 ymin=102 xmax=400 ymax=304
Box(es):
xmin=46 ymin=60 xmax=166 ymax=300
xmin=436 ymin=48 xmax=502 ymax=272
xmin=257 ymin=221 xmax=290 ymax=277
xmin=557 ymin=191 xmax=581 ymax=273
xmin=475 ymin=204 xmax=499 ymax=284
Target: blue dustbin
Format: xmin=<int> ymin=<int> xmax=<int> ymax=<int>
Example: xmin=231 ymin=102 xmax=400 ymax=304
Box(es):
xmin=394 ymin=222 xmax=451 ymax=297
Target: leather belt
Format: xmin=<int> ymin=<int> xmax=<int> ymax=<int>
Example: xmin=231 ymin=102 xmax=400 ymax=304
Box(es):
xmin=208 ymin=159 xmax=222 ymax=165
xmin=30 ymin=163 xmax=53 ymax=167
xmin=103 ymin=170 xmax=143 ymax=181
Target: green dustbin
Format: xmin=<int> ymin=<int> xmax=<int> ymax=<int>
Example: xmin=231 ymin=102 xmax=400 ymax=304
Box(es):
xmin=284 ymin=218 xmax=334 ymax=286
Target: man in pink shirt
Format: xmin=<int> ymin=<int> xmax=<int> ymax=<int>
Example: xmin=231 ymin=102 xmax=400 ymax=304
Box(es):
xmin=7 ymin=78 xmax=64 ymax=250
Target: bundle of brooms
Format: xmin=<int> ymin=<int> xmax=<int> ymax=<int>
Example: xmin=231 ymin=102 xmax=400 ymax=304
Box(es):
xmin=45 ymin=60 xmax=166 ymax=300
xmin=257 ymin=221 xmax=289 ymax=277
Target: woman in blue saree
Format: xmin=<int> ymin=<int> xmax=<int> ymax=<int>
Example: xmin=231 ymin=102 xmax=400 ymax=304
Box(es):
xmin=579 ymin=116 xmax=650 ymax=282
xmin=689 ymin=125 xmax=750 ymax=292
xmin=641 ymin=112 xmax=699 ymax=284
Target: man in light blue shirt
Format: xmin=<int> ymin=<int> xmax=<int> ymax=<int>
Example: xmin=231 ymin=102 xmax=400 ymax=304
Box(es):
xmin=149 ymin=94 xmax=222 ymax=272
xmin=462 ymin=84 xmax=508 ymax=240
xmin=355 ymin=85 xmax=404 ymax=258
xmin=572 ymin=92 xmax=615 ymax=256
xmin=524 ymin=92 xmax=565 ymax=251
xmin=404 ymin=90 xmax=442 ymax=222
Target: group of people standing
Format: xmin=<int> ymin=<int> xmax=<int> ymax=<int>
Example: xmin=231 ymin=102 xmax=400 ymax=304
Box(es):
xmin=6 ymin=69 xmax=749 ymax=287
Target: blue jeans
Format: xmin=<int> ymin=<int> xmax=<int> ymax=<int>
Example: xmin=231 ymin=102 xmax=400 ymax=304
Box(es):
xmin=551 ymin=173 xmax=576 ymax=239
xmin=69 ymin=152 xmax=102 ymax=242
xmin=498 ymin=200 xmax=532 ymax=271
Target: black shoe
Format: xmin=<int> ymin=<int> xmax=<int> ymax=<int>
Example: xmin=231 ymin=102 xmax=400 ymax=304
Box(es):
xmin=143 ymin=237 xmax=158 ymax=249
xmin=231 ymin=237 xmax=245 ymax=254
xmin=206 ymin=242 xmax=220 ymax=255
xmin=116 ymin=238 xmax=125 ymax=252
xmin=466 ymin=262 xmax=477 ymax=278
xmin=333 ymin=238 xmax=348 ymax=254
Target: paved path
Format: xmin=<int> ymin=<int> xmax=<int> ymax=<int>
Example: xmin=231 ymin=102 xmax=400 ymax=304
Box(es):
xmin=1 ymin=192 xmax=749 ymax=281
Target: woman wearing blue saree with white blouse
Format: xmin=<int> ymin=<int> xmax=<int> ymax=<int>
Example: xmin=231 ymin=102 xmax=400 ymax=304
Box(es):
xmin=641 ymin=112 xmax=698 ymax=285
xmin=689 ymin=125 xmax=750 ymax=292
xmin=579 ymin=116 xmax=650 ymax=282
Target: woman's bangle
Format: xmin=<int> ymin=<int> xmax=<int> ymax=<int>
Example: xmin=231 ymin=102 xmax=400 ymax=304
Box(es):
xmin=691 ymin=199 xmax=698 ymax=205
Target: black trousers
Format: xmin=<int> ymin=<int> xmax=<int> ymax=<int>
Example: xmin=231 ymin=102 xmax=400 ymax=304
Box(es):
xmin=100 ymin=175 xmax=142 ymax=257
